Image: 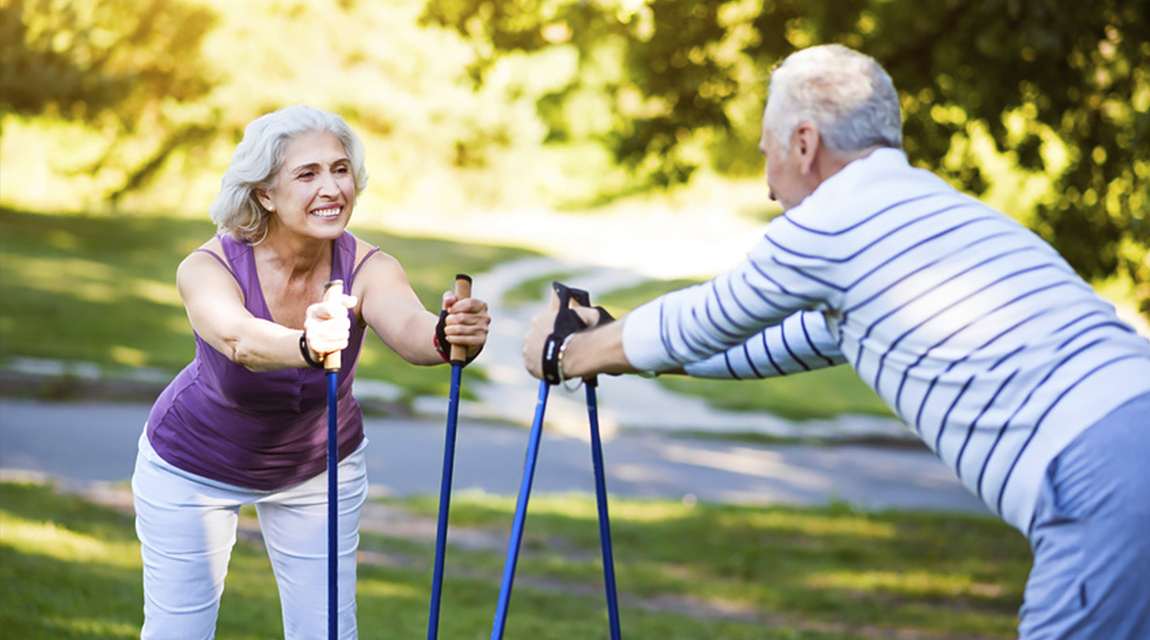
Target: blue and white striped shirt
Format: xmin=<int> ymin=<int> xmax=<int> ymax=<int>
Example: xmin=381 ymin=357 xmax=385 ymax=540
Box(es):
xmin=622 ymin=148 xmax=1150 ymax=533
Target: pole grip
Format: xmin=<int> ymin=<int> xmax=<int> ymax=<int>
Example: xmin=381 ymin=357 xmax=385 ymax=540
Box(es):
xmin=450 ymin=274 xmax=472 ymax=364
xmin=323 ymin=280 xmax=344 ymax=372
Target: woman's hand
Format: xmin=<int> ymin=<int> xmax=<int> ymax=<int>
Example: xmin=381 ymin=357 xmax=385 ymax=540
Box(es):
xmin=440 ymin=291 xmax=490 ymax=361
xmin=304 ymin=293 xmax=358 ymax=356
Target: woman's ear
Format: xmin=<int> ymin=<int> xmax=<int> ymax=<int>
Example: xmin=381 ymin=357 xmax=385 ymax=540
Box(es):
xmin=256 ymin=189 xmax=275 ymax=212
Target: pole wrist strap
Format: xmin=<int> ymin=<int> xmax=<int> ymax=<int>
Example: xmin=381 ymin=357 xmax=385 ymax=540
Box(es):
xmin=436 ymin=310 xmax=482 ymax=366
xmin=541 ymin=281 xmax=615 ymax=386
xmin=300 ymin=332 xmax=325 ymax=370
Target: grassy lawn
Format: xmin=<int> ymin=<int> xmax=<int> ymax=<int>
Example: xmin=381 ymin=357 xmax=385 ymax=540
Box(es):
xmin=1 ymin=480 xmax=1030 ymax=639
xmin=0 ymin=207 xmax=537 ymax=404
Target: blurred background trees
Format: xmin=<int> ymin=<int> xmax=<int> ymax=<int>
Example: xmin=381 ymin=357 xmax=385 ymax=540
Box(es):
xmin=423 ymin=0 xmax=1149 ymax=313
xmin=1 ymin=0 xmax=1146 ymax=313
xmin=0 ymin=0 xmax=218 ymax=202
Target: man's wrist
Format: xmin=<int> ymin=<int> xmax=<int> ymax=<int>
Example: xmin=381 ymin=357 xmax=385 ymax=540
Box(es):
xmin=564 ymin=322 xmax=636 ymax=378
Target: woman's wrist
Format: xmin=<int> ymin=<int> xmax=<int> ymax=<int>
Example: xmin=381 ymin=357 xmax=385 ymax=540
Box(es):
xmin=299 ymin=331 xmax=324 ymax=369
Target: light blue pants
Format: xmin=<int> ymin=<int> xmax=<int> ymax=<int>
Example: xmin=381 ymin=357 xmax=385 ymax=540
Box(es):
xmin=1020 ymin=392 xmax=1150 ymax=639
xmin=132 ymin=431 xmax=368 ymax=640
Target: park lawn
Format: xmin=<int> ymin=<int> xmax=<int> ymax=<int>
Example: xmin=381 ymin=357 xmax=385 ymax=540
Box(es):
xmin=1 ymin=480 xmax=1031 ymax=639
xmin=0 ymin=207 xmax=537 ymax=404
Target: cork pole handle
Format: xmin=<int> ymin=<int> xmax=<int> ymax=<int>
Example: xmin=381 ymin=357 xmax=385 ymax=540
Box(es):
xmin=323 ymin=280 xmax=344 ymax=373
xmin=450 ymin=274 xmax=473 ymax=364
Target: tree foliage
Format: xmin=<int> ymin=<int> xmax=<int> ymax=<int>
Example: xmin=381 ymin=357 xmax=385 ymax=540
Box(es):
xmin=1 ymin=0 xmax=573 ymax=214
xmin=423 ymin=0 xmax=1150 ymax=313
xmin=1 ymin=0 xmax=1145 ymax=312
xmin=0 ymin=0 xmax=218 ymax=201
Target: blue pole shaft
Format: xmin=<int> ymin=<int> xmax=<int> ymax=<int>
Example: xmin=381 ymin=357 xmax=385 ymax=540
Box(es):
xmin=586 ymin=383 xmax=622 ymax=640
xmin=427 ymin=363 xmax=463 ymax=640
xmin=490 ymin=381 xmax=550 ymax=640
xmin=327 ymin=370 xmax=339 ymax=640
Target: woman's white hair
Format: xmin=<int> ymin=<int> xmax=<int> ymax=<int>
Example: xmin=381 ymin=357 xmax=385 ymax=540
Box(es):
xmin=209 ymin=105 xmax=369 ymax=242
xmin=766 ymin=44 xmax=902 ymax=154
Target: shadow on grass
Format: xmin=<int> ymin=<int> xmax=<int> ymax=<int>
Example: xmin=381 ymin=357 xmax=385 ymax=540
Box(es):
xmin=392 ymin=494 xmax=1029 ymax=639
xmin=1 ymin=482 xmax=144 ymax=639
xmin=1 ymin=481 xmax=1028 ymax=639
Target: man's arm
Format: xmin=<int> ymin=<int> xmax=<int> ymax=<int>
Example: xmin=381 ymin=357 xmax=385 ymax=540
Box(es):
xmin=682 ymin=310 xmax=845 ymax=379
xmin=523 ymin=304 xmax=637 ymax=380
xmin=524 ymin=222 xmax=840 ymax=381
xmin=523 ymin=305 xmax=843 ymax=382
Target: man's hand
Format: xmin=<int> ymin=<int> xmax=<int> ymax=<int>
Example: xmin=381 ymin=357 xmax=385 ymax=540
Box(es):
xmin=522 ymin=288 xmax=606 ymax=380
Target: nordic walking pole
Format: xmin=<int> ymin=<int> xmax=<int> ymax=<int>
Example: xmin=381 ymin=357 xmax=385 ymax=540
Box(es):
xmin=490 ymin=379 xmax=550 ymax=640
xmin=586 ymin=379 xmax=622 ymax=640
xmin=323 ymin=280 xmax=345 ymax=640
xmin=490 ymin=282 xmax=586 ymax=640
xmin=427 ymin=274 xmax=473 ymax=640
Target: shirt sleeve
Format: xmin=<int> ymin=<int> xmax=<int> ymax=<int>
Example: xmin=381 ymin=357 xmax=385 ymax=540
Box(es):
xmin=681 ymin=310 xmax=846 ymax=379
xmin=622 ymin=222 xmax=843 ymax=372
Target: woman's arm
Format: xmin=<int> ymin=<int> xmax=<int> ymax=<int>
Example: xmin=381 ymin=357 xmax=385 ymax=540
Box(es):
xmin=178 ymin=247 xmax=350 ymax=372
xmin=354 ymin=249 xmax=489 ymax=366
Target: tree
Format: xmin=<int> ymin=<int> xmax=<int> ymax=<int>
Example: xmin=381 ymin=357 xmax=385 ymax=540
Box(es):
xmin=0 ymin=0 xmax=219 ymax=202
xmin=422 ymin=0 xmax=1150 ymax=314
xmin=870 ymin=0 xmax=1149 ymax=315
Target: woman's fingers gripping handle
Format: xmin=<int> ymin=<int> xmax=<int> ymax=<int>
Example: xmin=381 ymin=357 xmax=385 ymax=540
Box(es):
xmin=438 ymin=274 xmax=489 ymax=366
xmin=304 ymin=279 xmax=357 ymax=372
xmin=449 ymin=274 xmax=472 ymax=364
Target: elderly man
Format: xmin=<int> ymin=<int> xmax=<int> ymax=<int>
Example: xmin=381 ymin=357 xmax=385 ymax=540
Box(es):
xmin=524 ymin=44 xmax=1150 ymax=638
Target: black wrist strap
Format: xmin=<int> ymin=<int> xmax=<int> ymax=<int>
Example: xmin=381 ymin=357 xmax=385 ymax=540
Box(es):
xmin=541 ymin=282 xmax=615 ymax=386
xmin=299 ymin=332 xmax=324 ymax=369
xmin=436 ymin=309 xmax=482 ymax=366
xmin=541 ymin=333 xmax=566 ymax=385
xmin=435 ymin=310 xmax=450 ymax=359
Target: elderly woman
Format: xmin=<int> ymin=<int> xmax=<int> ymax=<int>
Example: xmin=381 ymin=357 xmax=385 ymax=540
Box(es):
xmin=132 ymin=104 xmax=490 ymax=639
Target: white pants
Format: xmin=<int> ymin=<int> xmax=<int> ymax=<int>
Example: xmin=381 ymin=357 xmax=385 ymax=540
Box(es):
xmin=132 ymin=430 xmax=368 ymax=640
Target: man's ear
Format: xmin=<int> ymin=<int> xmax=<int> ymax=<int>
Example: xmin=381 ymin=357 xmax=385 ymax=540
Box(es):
xmin=794 ymin=123 xmax=821 ymax=175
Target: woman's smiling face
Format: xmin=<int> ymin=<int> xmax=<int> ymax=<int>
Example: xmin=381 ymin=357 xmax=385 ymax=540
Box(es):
xmin=259 ymin=130 xmax=356 ymax=239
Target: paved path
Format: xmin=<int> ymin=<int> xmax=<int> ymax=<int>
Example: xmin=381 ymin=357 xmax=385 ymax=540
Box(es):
xmin=0 ymin=398 xmax=987 ymax=514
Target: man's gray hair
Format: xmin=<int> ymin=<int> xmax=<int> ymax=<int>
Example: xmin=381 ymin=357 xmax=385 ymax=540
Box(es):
xmin=766 ymin=44 xmax=902 ymax=154
xmin=209 ymin=105 xmax=369 ymax=242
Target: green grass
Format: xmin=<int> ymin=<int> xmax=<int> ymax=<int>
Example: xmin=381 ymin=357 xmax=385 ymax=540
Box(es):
xmin=0 ymin=207 xmax=537 ymax=404
xmin=655 ymin=369 xmax=894 ymax=422
xmin=501 ymin=267 xmax=596 ymax=308
xmin=0 ymin=480 xmax=1030 ymax=639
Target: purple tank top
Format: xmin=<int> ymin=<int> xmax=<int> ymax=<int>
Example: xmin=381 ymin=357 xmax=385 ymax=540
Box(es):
xmin=146 ymin=231 xmax=373 ymax=490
